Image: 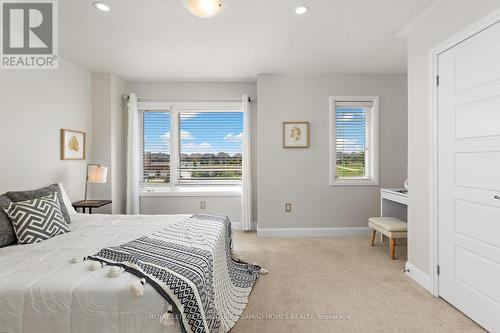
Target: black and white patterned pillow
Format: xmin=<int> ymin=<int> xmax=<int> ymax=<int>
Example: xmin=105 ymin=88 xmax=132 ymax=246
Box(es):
xmin=6 ymin=184 xmax=72 ymax=224
xmin=3 ymin=193 xmax=70 ymax=244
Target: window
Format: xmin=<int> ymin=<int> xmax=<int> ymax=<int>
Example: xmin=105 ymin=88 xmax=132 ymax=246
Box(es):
xmin=179 ymin=112 xmax=243 ymax=184
xmin=142 ymin=112 xmax=170 ymax=183
xmin=141 ymin=107 xmax=243 ymax=187
xmin=329 ymin=96 xmax=379 ymax=186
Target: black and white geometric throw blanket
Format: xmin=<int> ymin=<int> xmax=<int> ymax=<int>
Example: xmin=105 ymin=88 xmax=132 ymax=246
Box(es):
xmin=87 ymin=214 xmax=261 ymax=333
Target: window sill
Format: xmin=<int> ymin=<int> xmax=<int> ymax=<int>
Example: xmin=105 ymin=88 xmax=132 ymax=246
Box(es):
xmin=140 ymin=186 xmax=242 ymax=197
xmin=330 ymin=178 xmax=379 ymax=186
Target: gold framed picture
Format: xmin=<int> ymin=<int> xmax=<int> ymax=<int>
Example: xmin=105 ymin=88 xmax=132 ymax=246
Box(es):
xmin=61 ymin=129 xmax=86 ymax=160
xmin=283 ymin=122 xmax=310 ymax=148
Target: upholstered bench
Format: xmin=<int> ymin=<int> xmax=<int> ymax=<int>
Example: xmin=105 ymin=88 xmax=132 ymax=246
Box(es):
xmin=368 ymin=217 xmax=407 ymax=260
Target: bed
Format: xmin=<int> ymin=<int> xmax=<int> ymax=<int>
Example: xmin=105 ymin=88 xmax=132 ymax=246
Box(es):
xmin=0 ymin=213 xmax=260 ymax=333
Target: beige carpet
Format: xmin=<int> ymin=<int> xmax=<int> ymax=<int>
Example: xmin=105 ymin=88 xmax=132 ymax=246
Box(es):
xmin=231 ymin=232 xmax=484 ymax=332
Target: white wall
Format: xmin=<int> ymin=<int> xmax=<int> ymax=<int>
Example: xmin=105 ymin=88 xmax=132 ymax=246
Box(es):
xmin=89 ymin=73 xmax=127 ymax=213
xmin=404 ymin=0 xmax=500 ymax=280
xmin=0 ymin=59 xmax=91 ymax=201
xmin=126 ymin=81 xmax=258 ymax=223
xmin=257 ymin=74 xmax=407 ymax=232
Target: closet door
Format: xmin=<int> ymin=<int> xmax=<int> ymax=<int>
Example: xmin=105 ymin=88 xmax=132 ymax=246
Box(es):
xmin=438 ymin=20 xmax=500 ymax=332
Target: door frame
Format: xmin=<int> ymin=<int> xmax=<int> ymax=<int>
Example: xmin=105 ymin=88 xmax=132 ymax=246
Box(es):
xmin=429 ymin=8 xmax=500 ymax=297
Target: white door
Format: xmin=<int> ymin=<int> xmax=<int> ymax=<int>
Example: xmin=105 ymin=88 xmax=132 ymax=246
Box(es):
xmin=438 ymin=21 xmax=500 ymax=332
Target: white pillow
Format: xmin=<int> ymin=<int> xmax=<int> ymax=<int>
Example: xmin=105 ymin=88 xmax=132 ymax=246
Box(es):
xmin=58 ymin=183 xmax=77 ymax=215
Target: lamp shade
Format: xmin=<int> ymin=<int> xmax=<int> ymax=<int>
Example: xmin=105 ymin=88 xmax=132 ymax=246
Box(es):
xmin=87 ymin=165 xmax=108 ymax=183
xmin=183 ymin=0 xmax=222 ymax=18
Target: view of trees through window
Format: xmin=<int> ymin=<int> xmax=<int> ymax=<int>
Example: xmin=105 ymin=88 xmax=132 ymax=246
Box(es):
xmin=142 ymin=112 xmax=171 ymax=183
xmin=142 ymin=111 xmax=243 ymax=184
xmin=179 ymin=112 xmax=242 ymax=182
xmin=335 ymin=107 xmax=367 ymax=178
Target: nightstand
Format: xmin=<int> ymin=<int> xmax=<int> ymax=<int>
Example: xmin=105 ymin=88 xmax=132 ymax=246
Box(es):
xmin=72 ymin=200 xmax=112 ymax=214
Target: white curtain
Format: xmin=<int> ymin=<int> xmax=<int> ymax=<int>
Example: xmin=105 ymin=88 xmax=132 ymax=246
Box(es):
xmin=126 ymin=93 xmax=140 ymax=214
xmin=241 ymin=95 xmax=253 ymax=230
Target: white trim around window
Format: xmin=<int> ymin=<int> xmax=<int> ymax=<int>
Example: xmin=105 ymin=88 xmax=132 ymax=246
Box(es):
xmin=138 ymin=101 xmax=242 ymax=111
xmin=329 ymin=96 xmax=379 ymax=186
xmin=140 ymin=185 xmax=242 ymax=197
xmin=139 ymin=100 xmax=244 ymax=193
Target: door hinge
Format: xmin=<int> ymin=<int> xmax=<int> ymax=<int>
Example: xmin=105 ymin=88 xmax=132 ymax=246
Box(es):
xmin=436 ymin=75 xmax=440 ymax=87
xmin=437 ymin=265 xmax=440 ymax=276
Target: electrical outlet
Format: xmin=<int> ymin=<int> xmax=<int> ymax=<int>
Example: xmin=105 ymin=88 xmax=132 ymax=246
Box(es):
xmin=200 ymin=201 xmax=206 ymax=209
xmin=285 ymin=203 xmax=292 ymax=212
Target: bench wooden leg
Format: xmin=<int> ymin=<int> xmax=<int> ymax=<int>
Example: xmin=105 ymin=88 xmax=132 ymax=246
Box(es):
xmin=389 ymin=238 xmax=395 ymax=260
xmin=369 ymin=229 xmax=376 ymax=246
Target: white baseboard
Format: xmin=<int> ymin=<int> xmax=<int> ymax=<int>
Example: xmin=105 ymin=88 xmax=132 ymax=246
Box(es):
xmin=405 ymin=262 xmax=433 ymax=293
xmin=231 ymin=221 xmax=257 ymax=231
xmin=256 ymin=227 xmax=370 ymax=237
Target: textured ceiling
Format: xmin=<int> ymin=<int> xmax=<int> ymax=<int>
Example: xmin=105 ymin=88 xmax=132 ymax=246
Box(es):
xmin=60 ymin=0 xmax=436 ymax=81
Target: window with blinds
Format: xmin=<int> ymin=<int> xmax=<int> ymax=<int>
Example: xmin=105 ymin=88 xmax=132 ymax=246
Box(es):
xmin=330 ymin=97 xmax=379 ymax=186
xmin=142 ymin=111 xmax=171 ymax=183
xmin=178 ymin=112 xmax=243 ymax=183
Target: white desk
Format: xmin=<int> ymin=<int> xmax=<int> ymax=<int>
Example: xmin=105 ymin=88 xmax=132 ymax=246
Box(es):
xmin=381 ymin=188 xmax=408 ymax=222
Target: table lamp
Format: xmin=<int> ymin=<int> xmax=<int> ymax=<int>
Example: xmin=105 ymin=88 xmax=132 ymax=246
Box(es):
xmin=84 ymin=164 xmax=108 ymax=203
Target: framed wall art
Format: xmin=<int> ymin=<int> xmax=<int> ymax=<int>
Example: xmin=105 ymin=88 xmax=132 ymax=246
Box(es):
xmin=61 ymin=129 xmax=86 ymax=160
xmin=283 ymin=122 xmax=310 ymax=148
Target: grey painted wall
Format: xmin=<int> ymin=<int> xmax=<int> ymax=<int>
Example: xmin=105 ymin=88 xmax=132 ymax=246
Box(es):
xmin=404 ymin=0 xmax=500 ymax=275
xmin=0 ymin=59 xmax=91 ymax=201
xmin=257 ymin=74 xmax=407 ymax=230
xmin=126 ymin=81 xmax=258 ymax=222
xmin=140 ymin=196 xmax=241 ymax=222
xmin=111 ymin=75 xmax=127 ymax=214
xmin=89 ymin=73 xmax=127 ymax=214
xmin=89 ymin=74 xmax=112 ymax=212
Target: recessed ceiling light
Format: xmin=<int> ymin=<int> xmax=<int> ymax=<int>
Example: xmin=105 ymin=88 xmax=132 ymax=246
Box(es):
xmin=93 ymin=1 xmax=110 ymax=12
xmin=295 ymin=6 xmax=309 ymax=15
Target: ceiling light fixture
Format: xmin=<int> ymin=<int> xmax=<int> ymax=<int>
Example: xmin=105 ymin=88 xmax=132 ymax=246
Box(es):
xmin=93 ymin=1 xmax=110 ymax=12
xmin=295 ymin=6 xmax=309 ymax=15
xmin=184 ymin=0 xmax=222 ymax=18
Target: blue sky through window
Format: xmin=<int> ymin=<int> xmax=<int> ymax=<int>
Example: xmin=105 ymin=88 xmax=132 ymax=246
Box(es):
xmin=335 ymin=107 xmax=366 ymax=153
xmin=180 ymin=112 xmax=243 ymax=155
xmin=144 ymin=112 xmax=170 ymax=153
xmin=143 ymin=111 xmax=243 ymax=155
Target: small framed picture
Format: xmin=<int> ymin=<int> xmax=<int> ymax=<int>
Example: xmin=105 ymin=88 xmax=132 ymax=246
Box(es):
xmin=283 ymin=122 xmax=310 ymax=148
xmin=61 ymin=129 xmax=86 ymax=160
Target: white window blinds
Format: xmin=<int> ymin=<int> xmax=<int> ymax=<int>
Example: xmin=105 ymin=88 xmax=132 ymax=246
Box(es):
xmin=178 ymin=111 xmax=243 ymax=183
xmin=141 ymin=111 xmax=171 ymax=183
xmin=335 ymin=101 xmax=373 ymax=179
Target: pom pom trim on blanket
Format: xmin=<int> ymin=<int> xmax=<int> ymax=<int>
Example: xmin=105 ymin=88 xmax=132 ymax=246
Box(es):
xmin=87 ymin=214 xmax=264 ymax=333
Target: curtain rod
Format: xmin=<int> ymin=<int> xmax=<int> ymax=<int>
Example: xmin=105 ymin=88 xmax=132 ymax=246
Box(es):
xmin=122 ymin=95 xmax=254 ymax=103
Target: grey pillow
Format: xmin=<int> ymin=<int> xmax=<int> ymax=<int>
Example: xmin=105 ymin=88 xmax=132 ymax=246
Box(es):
xmin=4 ymin=193 xmax=70 ymax=244
xmin=6 ymin=184 xmax=71 ymax=225
xmin=0 ymin=194 xmax=17 ymax=247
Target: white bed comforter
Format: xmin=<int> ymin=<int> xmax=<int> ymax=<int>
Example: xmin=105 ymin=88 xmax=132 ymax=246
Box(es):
xmin=0 ymin=213 xmax=191 ymax=333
